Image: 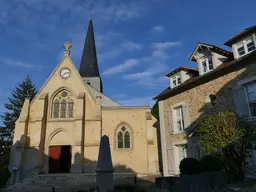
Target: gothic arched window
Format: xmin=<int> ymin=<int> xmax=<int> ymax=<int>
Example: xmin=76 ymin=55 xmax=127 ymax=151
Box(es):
xmin=52 ymin=90 xmax=74 ymax=118
xmin=117 ymin=126 xmax=131 ymax=149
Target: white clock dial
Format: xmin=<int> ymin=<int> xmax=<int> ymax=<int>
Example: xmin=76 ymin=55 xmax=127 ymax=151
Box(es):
xmin=60 ymin=68 xmax=71 ymax=78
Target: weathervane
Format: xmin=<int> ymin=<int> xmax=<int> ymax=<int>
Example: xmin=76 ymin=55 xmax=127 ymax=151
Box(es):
xmin=63 ymin=42 xmax=72 ymax=56
xmin=90 ymin=0 xmax=94 ymax=19
xmin=89 ymin=0 xmax=94 ymax=19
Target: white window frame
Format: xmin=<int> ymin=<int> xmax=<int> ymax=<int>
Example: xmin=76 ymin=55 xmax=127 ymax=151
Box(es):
xmin=171 ymin=74 xmax=182 ymax=88
xmin=235 ymin=35 xmax=256 ymax=59
xmin=178 ymin=145 xmax=187 ymax=162
xmin=245 ymin=83 xmax=256 ymax=119
xmin=237 ymin=76 xmax=256 ymax=120
xmin=200 ymin=56 xmax=214 ymax=74
xmin=173 ymin=105 xmax=185 ymax=133
xmin=172 ymin=140 xmax=187 ymax=174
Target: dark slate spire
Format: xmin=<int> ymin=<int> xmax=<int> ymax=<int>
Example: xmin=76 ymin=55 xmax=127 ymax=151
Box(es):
xmin=79 ymin=19 xmax=100 ymax=77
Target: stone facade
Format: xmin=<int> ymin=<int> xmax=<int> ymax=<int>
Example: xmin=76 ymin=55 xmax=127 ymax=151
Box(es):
xmin=163 ymin=67 xmax=246 ymax=144
xmin=156 ymin=38 xmax=256 ymax=176
xmin=8 ymin=54 xmax=160 ymax=184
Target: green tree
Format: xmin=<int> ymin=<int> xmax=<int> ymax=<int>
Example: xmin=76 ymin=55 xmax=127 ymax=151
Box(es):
xmin=0 ymin=75 xmax=37 ymax=187
xmin=151 ymin=101 xmax=159 ymax=120
xmin=0 ymin=140 xmax=11 ymax=187
xmin=0 ymin=75 xmax=37 ymax=142
xmin=198 ymin=111 xmax=256 ymax=181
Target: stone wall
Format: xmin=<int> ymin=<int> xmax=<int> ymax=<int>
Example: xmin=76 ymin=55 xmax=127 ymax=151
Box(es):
xmin=162 ymin=63 xmax=256 ymax=143
xmin=101 ymin=107 xmax=160 ymax=174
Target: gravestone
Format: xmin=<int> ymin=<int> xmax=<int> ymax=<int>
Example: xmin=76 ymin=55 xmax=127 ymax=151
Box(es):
xmin=95 ymin=135 xmax=115 ymax=192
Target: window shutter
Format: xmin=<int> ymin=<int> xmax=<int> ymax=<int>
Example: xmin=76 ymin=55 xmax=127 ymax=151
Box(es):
xmin=168 ymin=108 xmax=174 ymax=135
xmin=233 ymin=85 xmax=250 ymax=118
xmin=166 ymin=144 xmax=176 ymax=175
xmin=182 ymin=104 xmax=190 ymax=130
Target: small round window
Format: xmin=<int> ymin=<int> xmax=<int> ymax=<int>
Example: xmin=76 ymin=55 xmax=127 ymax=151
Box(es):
xmin=61 ymin=91 xmax=68 ymax=97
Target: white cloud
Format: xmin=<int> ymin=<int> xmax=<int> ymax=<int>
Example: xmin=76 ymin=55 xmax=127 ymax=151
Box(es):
xmin=123 ymin=62 xmax=169 ymax=88
xmin=121 ymin=41 xmax=142 ymax=50
xmin=152 ymin=25 xmax=165 ymax=33
xmin=151 ymin=41 xmax=181 ymax=49
xmin=150 ymin=41 xmax=182 ymax=60
xmin=121 ymin=40 xmax=181 ymax=88
xmin=102 ymin=59 xmax=139 ymax=76
xmin=123 ymin=71 xmax=152 ymax=79
xmin=95 ymin=0 xmax=146 ymax=22
xmin=137 ymin=76 xmax=168 ymax=88
xmin=98 ymin=49 xmax=122 ymax=62
xmin=0 ymin=58 xmax=37 ymax=68
xmin=152 ymin=49 xmax=170 ymax=60
xmin=96 ymin=31 xmax=122 ymax=50
xmin=112 ymin=93 xmax=127 ymax=99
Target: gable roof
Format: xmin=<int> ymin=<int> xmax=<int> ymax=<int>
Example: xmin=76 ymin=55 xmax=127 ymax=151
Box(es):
xmin=224 ymin=25 xmax=256 ymax=47
xmin=165 ymin=66 xmax=198 ymax=77
xmin=85 ymin=83 xmax=122 ymax=107
xmin=154 ymin=51 xmax=256 ymax=101
xmin=189 ymin=42 xmax=233 ymax=62
xmin=30 ymin=55 xmax=95 ymax=106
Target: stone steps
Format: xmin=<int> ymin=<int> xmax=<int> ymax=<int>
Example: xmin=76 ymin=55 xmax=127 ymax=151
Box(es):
xmin=1 ymin=173 xmax=136 ymax=192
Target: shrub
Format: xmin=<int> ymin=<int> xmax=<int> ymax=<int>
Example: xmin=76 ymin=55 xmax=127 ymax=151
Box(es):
xmin=0 ymin=166 xmax=11 ymax=188
xmin=201 ymin=154 xmax=224 ymax=172
xmin=179 ymin=158 xmax=201 ymax=175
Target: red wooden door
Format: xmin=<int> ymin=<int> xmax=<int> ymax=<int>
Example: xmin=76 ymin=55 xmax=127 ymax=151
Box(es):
xmin=69 ymin=146 xmax=72 ymax=169
xmin=49 ymin=146 xmax=61 ymax=173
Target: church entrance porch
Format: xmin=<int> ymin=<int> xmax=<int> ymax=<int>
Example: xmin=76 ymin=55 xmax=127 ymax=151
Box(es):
xmin=49 ymin=145 xmax=72 ymax=173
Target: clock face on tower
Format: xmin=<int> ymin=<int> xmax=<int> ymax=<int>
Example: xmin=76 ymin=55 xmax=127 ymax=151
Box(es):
xmin=60 ymin=68 xmax=71 ymax=78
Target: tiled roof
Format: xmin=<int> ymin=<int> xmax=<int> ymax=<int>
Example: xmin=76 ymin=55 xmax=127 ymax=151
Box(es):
xmin=189 ymin=42 xmax=233 ymax=61
xmin=154 ymin=51 xmax=256 ymax=101
xmin=224 ymin=25 xmax=256 ymax=46
xmin=165 ymin=66 xmax=199 ymax=77
xmin=85 ymin=83 xmax=122 ymax=107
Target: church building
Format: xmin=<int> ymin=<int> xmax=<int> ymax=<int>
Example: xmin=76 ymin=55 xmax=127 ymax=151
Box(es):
xmin=8 ymin=18 xmax=160 ymax=183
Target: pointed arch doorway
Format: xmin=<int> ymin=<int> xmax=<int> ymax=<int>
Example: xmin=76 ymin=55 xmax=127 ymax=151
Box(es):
xmin=49 ymin=145 xmax=72 ymax=173
xmin=48 ymin=130 xmax=73 ymax=174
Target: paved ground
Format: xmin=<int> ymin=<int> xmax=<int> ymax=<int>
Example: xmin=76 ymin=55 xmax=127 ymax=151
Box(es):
xmin=228 ymin=180 xmax=256 ymax=192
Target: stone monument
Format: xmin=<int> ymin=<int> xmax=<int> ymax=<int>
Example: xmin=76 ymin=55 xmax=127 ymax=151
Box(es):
xmin=95 ymin=135 xmax=115 ymax=192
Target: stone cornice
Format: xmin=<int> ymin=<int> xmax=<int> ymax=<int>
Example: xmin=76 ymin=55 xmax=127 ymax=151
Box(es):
xmin=47 ymin=118 xmax=76 ymax=122
xmin=74 ymin=141 xmax=83 ymax=146
xmin=84 ymin=142 xmax=100 ymax=147
xmin=77 ymin=92 xmax=85 ymax=99
xmin=39 ymin=92 xmax=48 ymax=100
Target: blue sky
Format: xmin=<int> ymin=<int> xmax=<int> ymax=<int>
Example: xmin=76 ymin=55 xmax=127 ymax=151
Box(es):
xmin=0 ymin=0 xmax=255 ymax=115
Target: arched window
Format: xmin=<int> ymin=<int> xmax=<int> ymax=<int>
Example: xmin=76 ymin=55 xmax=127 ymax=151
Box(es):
xmin=68 ymin=99 xmax=74 ymax=118
xmin=53 ymin=99 xmax=60 ymax=118
xmin=52 ymin=90 xmax=74 ymax=118
xmin=116 ymin=126 xmax=131 ymax=149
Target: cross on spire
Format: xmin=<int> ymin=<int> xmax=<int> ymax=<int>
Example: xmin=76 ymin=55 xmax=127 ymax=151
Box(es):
xmin=89 ymin=0 xmax=94 ymax=19
xmin=63 ymin=42 xmax=72 ymax=56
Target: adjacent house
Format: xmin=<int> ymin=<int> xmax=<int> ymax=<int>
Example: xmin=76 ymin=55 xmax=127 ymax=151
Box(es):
xmin=154 ymin=25 xmax=256 ymax=176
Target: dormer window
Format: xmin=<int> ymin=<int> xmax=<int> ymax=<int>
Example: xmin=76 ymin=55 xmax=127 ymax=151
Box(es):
xmin=201 ymin=56 xmax=213 ymax=74
xmin=166 ymin=67 xmax=199 ymax=89
xmin=236 ymin=36 xmax=255 ymax=58
xmin=172 ymin=74 xmax=181 ymax=88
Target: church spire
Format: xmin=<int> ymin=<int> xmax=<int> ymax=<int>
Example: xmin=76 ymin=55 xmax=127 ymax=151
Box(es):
xmin=79 ymin=18 xmax=103 ymax=92
xmin=79 ymin=18 xmax=100 ymax=78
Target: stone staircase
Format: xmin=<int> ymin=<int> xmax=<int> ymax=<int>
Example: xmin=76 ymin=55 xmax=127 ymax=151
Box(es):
xmin=1 ymin=173 xmax=136 ymax=192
